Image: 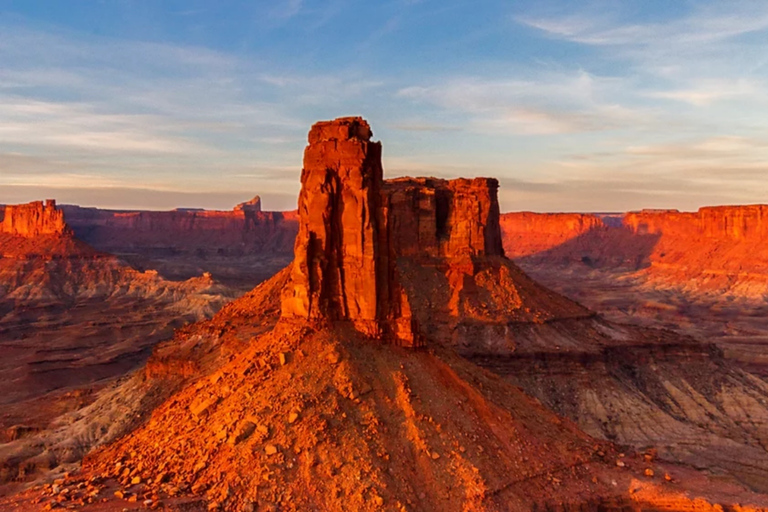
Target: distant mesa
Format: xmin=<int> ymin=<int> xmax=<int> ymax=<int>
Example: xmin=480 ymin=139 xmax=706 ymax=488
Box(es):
xmin=0 ymin=199 xmax=69 ymax=238
xmin=233 ymin=195 xmax=262 ymax=212
xmin=501 ymin=206 xmax=768 ymax=293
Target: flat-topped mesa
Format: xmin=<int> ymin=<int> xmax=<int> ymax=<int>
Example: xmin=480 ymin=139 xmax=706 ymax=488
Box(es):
xmin=624 ymin=205 xmax=768 ymax=240
xmin=0 ymin=200 xmax=69 ymax=238
xmin=281 ymin=117 xmax=391 ymax=339
xmin=384 ymin=177 xmax=504 ymax=259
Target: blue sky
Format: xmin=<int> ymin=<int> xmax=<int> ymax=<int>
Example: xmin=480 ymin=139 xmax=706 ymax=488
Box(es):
xmin=0 ymin=0 xmax=767 ymax=212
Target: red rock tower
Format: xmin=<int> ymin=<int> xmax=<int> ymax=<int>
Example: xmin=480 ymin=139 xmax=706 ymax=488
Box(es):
xmin=281 ymin=117 xmax=389 ymax=337
xmin=281 ymin=117 xmax=578 ymax=349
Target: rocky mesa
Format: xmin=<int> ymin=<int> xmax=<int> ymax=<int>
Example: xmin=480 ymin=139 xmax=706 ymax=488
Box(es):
xmin=282 ymin=117 xmax=586 ymax=350
xmin=61 ymin=198 xmax=298 ymax=288
xmin=0 ymin=200 xmax=69 ymax=238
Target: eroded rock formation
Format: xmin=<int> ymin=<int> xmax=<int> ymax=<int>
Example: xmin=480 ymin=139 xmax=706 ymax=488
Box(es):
xmin=281 ymin=117 xmax=393 ymax=339
xmin=282 ymin=117 xmax=587 ymax=348
xmin=384 ymin=177 xmax=504 ymax=258
xmin=0 ymin=200 xmax=68 ymax=237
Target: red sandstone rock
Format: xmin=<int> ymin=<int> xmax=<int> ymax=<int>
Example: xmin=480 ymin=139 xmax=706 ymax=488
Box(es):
xmin=500 ymin=212 xmax=605 ymax=259
xmin=281 ymin=117 xmax=389 ymax=339
xmin=502 ymin=206 xmax=768 ymax=287
xmin=60 ymin=202 xmax=298 ymax=284
xmin=282 ymin=117 xmax=587 ymax=348
xmin=0 ymin=200 xmax=69 ymax=238
xmin=384 ymin=177 xmax=504 ymax=258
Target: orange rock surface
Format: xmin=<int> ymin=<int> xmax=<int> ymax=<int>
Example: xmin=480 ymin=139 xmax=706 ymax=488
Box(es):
xmin=500 ymin=212 xmax=605 ymax=260
xmin=0 ymin=199 xmax=69 ymax=238
xmin=282 ymin=117 xmax=387 ymax=337
xmin=283 ymin=117 xmax=587 ymax=348
xmin=501 ymin=207 xmax=768 ymax=295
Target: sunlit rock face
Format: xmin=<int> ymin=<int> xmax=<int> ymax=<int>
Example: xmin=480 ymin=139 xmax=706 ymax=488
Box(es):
xmin=281 ymin=117 xmax=388 ymax=338
xmin=384 ymin=177 xmax=504 ymax=259
xmin=281 ymin=117 xmax=586 ymax=348
xmin=0 ymin=200 xmax=69 ymax=238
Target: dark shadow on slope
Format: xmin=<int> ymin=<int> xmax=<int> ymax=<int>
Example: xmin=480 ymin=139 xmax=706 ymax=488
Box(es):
xmin=516 ymin=225 xmax=661 ymax=271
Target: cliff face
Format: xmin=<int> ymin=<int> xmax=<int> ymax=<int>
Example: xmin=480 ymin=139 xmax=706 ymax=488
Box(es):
xmin=61 ymin=202 xmax=298 ymax=287
xmin=281 ymin=117 xmax=388 ymax=337
xmin=62 ymin=206 xmax=297 ymax=250
xmin=0 ymin=200 xmax=68 ymax=238
xmin=282 ymin=117 xmax=587 ymax=349
xmin=500 ymin=207 xmax=768 ymax=348
xmin=500 ymin=212 xmax=605 ymax=259
xmin=624 ymin=205 xmax=768 ymax=240
xmin=385 ymin=177 xmax=504 ymax=258
xmin=502 ymin=207 xmax=768 ymax=280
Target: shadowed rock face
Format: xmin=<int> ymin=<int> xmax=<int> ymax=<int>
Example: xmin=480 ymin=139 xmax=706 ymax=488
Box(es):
xmin=0 ymin=200 xmax=69 ymax=238
xmin=60 ymin=202 xmax=298 ymax=288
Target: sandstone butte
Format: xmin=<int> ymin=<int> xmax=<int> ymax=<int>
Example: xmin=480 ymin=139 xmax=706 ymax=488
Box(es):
xmin=281 ymin=116 xmax=586 ymax=349
xmin=0 ymin=199 xmax=68 ymax=238
xmin=0 ymin=199 xmax=100 ymax=259
xmin=7 ymin=117 xmax=767 ymax=511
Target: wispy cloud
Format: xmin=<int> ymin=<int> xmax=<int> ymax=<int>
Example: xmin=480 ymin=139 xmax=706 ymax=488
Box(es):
xmin=516 ymin=2 xmax=768 ymax=47
xmin=398 ymin=71 xmax=646 ymax=135
xmin=516 ymin=1 xmax=768 ymax=108
xmin=0 ymin=20 xmax=385 ymax=208
xmin=271 ymin=0 xmax=304 ymax=19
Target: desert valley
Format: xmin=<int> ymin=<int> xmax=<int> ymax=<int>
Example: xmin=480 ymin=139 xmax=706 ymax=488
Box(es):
xmin=0 ymin=117 xmax=767 ymax=511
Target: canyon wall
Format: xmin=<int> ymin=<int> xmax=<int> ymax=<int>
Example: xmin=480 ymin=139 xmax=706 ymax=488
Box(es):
xmin=624 ymin=205 xmax=768 ymax=240
xmin=60 ymin=200 xmax=299 ymax=285
xmin=0 ymin=200 xmax=68 ymax=237
xmin=62 ymin=204 xmax=297 ymax=254
xmin=500 ymin=212 xmax=605 ymax=259
xmin=502 ymin=207 xmax=768 ymax=275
